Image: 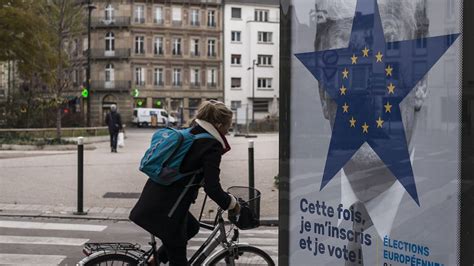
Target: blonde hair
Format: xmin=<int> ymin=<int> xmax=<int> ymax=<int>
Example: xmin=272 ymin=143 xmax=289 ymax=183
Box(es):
xmin=194 ymin=100 xmax=233 ymax=128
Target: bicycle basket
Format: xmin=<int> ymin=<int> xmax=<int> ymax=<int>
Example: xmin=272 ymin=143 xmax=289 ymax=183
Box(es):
xmin=227 ymin=186 xmax=261 ymax=230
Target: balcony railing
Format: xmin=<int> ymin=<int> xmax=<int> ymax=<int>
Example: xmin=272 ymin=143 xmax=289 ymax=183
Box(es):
xmin=154 ymin=48 xmax=164 ymax=56
xmin=207 ymin=52 xmax=217 ymax=58
xmin=154 ymin=81 xmax=165 ymax=87
xmin=86 ymin=49 xmax=130 ymax=59
xmin=191 ymin=82 xmax=200 ymax=88
xmin=208 ymin=22 xmax=217 ymax=28
xmin=91 ymin=17 xmax=130 ymax=28
xmin=90 ymin=80 xmax=131 ymax=92
xmin=154 ymin=18 xmax=164 ymax=25
xmin=134 ymin=49 xmax=146 ymax=55
xmin=172 ymin=81 xmax=182 ymax=87
xmin=133 ymin=17 xmax=145 ymax=24
xmin=135 ymin=81 xmax=146 ymax=86
xmin=190 ymin=21 xmax=200 ymax=26
xmin=172 ymin=50 xmax=182 ymax=56
xmin=172 ymin=20 xmax=182 ymax=26
xmin=191 ymin=52 xmax=200 ymax=57
xmin=208 ymin=83 xmax=217 ymax=88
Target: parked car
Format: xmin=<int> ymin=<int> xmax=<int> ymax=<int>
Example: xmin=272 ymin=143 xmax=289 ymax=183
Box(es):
xmin=132 ymin=108 xmax=176 ymax=127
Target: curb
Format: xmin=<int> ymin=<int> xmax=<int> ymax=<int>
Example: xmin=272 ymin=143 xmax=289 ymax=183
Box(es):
xmin=0 ymin=210 xmax=279 ymax=226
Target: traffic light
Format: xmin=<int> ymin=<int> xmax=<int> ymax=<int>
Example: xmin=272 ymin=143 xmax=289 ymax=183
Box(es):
xmin=81 ymin=87 xmax=89 ymax=98
xmin=132 ymin=88 xmax=140 ymax=98
xmin=137 ymin=99 xmax=144 ymax=107
xmin=155 ymin=100 xmax=162 ymax=108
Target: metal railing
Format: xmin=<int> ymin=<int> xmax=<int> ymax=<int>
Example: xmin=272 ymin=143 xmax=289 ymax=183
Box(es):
xmin=191 ymin=52 xmax=200 ymax=57
xmin=154 ymin=18 xmax=164 ymax=25
xmin=172 ymin=20 xmax=182 ymax=26
xmin=154 ymin=81 xmax=165 ymax=87
xmin=190 ymin=21 xmax=200 ymax=26
xmin=133 ymin=17 xmax=145 ymax=24
xmin=87 ymin=49 xmax=130 ymax=59
xmin=90 ymin=80 xmax=131 ymax=91
xmin=91 ymin=17 xmax=130 ymax=28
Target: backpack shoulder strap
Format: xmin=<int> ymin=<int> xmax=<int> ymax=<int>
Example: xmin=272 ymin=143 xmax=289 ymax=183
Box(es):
xmin=194 ymin=132 xmax=215 ymax=140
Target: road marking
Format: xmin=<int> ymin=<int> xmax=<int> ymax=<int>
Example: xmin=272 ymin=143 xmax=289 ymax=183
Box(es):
xmin=0 ymin=253 xmax=66 ymax=264
xmin=0 ymin=235 xmax=88 ymax=246
xmin=0 ymin=221 xmax=107 ymax=232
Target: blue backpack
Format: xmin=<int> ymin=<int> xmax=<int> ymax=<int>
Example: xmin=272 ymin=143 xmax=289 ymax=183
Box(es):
xmin=139 ymin=127 xmax=214 ymax=186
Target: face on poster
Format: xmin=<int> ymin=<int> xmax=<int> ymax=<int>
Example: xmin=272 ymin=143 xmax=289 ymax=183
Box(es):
xmin=289 ymin=0 xmax=461 ymax=265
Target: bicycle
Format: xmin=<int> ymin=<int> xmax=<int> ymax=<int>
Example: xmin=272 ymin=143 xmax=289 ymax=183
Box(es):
xmin=78 ymin=186 xmax=275 ymax=266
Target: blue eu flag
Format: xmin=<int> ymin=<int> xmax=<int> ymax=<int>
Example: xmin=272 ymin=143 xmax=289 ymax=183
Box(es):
xmin=295 ymin=0 xmax=459 ymax=205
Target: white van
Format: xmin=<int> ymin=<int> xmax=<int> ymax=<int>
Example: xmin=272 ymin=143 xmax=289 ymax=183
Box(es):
xmin=132 ymin=108 xmax=176 ymax=127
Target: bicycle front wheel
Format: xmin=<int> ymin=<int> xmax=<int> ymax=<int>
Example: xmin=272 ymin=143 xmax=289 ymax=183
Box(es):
xmin=80 ymin=253 xmax=139 ymax=266
xmin=208 ymin=245 xmax=275 ymax=266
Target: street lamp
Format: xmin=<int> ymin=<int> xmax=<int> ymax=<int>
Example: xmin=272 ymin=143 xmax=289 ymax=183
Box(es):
xmin=85 ymin=0 xmax=96 ymax=127
xmin=247 ymin=59 xmax=259 ymax=123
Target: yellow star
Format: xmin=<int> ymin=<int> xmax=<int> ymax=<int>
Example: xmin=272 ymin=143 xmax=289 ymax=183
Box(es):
xmin=384 ymin=102 xmax=393 ymax=113
xmin=375 ymin=51 xmax=383 ymax=62
xmin=385 ymin=65 xmax=393 ymax=77
xmin=342 ymin=103 xmax=349 ymax=113
xmin=362 ymin=47 xmax=370 ymax=57
xmin=387 ymin=83 xmax=396 ymax=94
xmin=340 ymin=85 xmax=347 ymax=95
xmin=376 ymin=117 xmax=384 ymax=128
xmin=342 ymin=68 xmax=349 ymax=79
xmin=362 ymin=122 xmax=369 ymax=133
xmin=349 ymin=117 xmax=356 ymax=128
xmin=351 ymin=54 xmax=358 ymax=64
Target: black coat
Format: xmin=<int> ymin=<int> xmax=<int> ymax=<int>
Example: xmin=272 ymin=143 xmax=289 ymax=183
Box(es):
xmin=105 ymin=111 xmax=122 ymax=133
xmin=129 ymin=126 xmax=231 ymax=245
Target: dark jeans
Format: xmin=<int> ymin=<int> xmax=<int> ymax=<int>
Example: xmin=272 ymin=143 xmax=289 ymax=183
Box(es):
xmin=109 ymin=131 xmax=119 ymax=150
xmin=156 ymin=213 xmax=200 ymax=266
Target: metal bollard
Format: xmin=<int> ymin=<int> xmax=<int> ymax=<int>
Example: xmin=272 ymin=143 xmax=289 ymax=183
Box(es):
xmin=248 ymin=140 xmax=255 ymax=201
xmin=74 ymin=137 xmax=87 ymax=215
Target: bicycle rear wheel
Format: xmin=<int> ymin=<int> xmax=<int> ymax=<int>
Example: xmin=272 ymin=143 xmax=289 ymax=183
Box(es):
xmin=80 ymin=253 xmax=139 ymax=266
xmin=208 ymin=245 xmax=275 ymax=266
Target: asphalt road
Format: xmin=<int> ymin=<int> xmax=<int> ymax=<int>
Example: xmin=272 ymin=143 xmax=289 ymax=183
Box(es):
xmin=0 ymin=216 xmax=278 ymax=265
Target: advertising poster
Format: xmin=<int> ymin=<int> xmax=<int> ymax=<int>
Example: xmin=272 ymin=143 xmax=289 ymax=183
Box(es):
xmin=288 ymin=0 xmax=462 ymax=265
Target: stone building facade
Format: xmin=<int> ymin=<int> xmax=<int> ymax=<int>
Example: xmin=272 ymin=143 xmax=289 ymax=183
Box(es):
xmin=71 ymin=0 xmax=224 ymax=126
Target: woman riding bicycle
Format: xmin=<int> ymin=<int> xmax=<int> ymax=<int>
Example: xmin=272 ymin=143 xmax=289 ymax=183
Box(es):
xmin=129 ymin=100 xmax=240 ymax=266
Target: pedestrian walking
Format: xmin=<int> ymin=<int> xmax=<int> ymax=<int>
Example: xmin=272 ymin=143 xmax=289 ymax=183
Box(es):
xmin=105 ymin=104 xmax=122 ymax=153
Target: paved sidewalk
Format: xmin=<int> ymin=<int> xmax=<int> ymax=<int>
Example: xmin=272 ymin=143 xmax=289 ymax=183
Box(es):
xmin=0 ymin=203 xmax=279 ymax=225
xmin=1 ymin=129 xmax=279 ymax=219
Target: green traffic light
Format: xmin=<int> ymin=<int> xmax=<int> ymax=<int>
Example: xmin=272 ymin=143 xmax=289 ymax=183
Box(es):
xmin=137 ymin=100 xmax=143 ymax=106
xmin=156 ymin=100 xmax=162 ymax=107
xmin=82 ymin=88 xmax=89 ymax=98
xmin=133 ymin=88 xmax=140 ymax=98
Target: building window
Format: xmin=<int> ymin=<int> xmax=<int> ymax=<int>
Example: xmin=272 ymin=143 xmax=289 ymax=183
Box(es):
xmin=154 ymin=37 xmax=163 ymax=55
xmin=258 ymin=32 xmax=273 ymax=43
xmin=207 ymin=68 xmax=216 ymax=86
xmin=0 ymin=89 xmax=5 ymax=98
xmin=135 ymin=36 xmax=145 ymax=54
xmin=154 ymin=68 xmax=164 ymax=86
xmin=255 ymin=9 xmax=269 ymax=22
xmin=231 ymin=31 xmax=241 ymax=42
xmin=231 ymin=7 xmax=241 ymax=19
xmin=105 ymin=64 xmax=114 ymax=82
xmin=189 ymin=98 xmax=202 ymax=118
xmin=105 ymin=4 xmax=114 ymax=22
xmin=257 ymin=55 xmax=272 ymax=66
xmin=172 ymin=38 xmax=182 ymax=55
xmin=231 ymin=101 xmax=241 ymax=110
xmin=191 ymin=39 xmax=200 ymax=56
xmin=257 ymin=78 xmax=272 ymax=89
xmin=416 ymin=38 xmax=427 ymax=49
xmin=134 ymin=5 xmax=145 ymax=24
xmin=207 ymin=39 xmax=216 ymax=57
xmin=231 ymin=78 xmax=241 ymax=89
xmin=191 ymin=9 xmax=200 ymax=26
xmin=83 ymin=38 xmax=88 ymax=52
xmin=155 ymin=6 xmax=163 ymax=24
xmin=135 ymin=67 xmax=145 ymax=86
xmin=207 ymin=10 xmax=216 ymax=27
xmin=173 ymin=68 xmax=182 ymax=86
xmin=447 ymin=0 xmax=455 ymax=18
xmin=105 ymin=32 xmax=115 ymax=54
xmin=231 ymin=54 xmax=241 ymax=65
xmin=191 ymin=68 xmax=200 ymax=86
xmin=253 ymin=99 xmax=269 ymax=112
xmin=172 ymin=7 xmax=182 ymax=25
